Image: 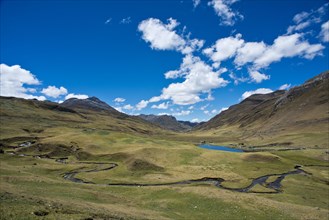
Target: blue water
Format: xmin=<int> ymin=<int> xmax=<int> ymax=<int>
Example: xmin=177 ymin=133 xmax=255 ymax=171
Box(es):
xmin=199 ymin=144 xmax=244 ymax=152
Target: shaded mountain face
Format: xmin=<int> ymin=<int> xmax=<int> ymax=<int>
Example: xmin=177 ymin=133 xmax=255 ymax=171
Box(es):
xmin=178 ymin=120 xmax=201 ymax=128
xmin=60 ymin=97 xmax=121 ymax=116
xmin=195 ymin=71 xmax=329 ymax=147
xmin=138 ymin=114 xmax=198 ymax=132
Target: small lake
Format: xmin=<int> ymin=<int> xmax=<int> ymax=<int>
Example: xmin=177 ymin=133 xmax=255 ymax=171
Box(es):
xmin=199 ymin=144 xmax=244 ymax=152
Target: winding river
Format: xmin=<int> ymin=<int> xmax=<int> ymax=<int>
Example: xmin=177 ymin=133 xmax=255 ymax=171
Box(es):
xmin=6 ymin=142 xmax=310 ymax=194
xmin=61 ymin=161 xmax=306 ymax=193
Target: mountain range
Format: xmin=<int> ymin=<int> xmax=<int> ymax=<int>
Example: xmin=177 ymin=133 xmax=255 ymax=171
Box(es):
xmin=0 ymin=70 xmax=328 ymax=147
xmin=0 ymin=95 xmax=168 ymax=139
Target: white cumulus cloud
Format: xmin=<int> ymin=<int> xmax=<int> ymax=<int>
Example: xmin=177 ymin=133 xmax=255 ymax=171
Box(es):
xmin=279 ymin=84 xmax=291 ymax=90
xmin=41 ymin=86 xmax=67 ymax=98
xmin=234 ymin=41 xmax=267 ymax=66
xmin=191 ymin=118 xmax=200 ymax=123
xmin=158 ymin=112 xmax=169 ymax=116
xmin=158 ymin=55 xmax=229 ymax=105
xmin=151 ymin=102 xmax=169 ymax=109
xmin=136 ymin=100 xmax=149 ymax=110
xmin=241 ymin=88 xmax=273 ymax=100
xmin=65 ymin=93 xmax=88 ymax=100
xmin=203 ymin=33 xmax=244 ymax=63
xmin=138 ymin=17 xmax=204 ymax=54
xmin=0 ymin=63 xmax=45 ymax=101
xmin=123 ymin=104 xmax=134 ymax=110
xmin=218 ymin=107 xmax=228 ymax=113
xmin=149 ymin=96 xmax=162 ymax=103
xmin=114 ymin=97 xmax=126 ymax=103
xmin=114 ymin=107 xmax=125 ymax=113
xmin=205 ymin=32 xmax=324 ymax=83
xmin=248 ymin=70 xmax=270 ymax=83
xmin=211 ymin=109 xmax=218 ymax=114
xmin=206 ymin=33 xmax=324 ymax=71
xmin=138 ymin=18 xmax=186 ymax=51
xmin=173 ymin=110 xmax=191 ymax=116
xmin=253 ymin=33 xmax=324 ymax=69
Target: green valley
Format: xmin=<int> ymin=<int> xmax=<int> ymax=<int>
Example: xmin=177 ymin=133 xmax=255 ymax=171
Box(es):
xmin=1 ymin=72 xmax=328 ymax=220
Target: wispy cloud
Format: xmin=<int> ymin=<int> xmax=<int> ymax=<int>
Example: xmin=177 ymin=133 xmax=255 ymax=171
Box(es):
xmin=319 ymin=20 xmax=329 ymax=42
xmin=105 ymin=18 xmax=112 ymax=24
xmin=193 ymin=0 xmax=201 ymax=8
xmin=208 ymin=0 xmax=243 ymax=26
xmin=287 ymin=3 xmax=328 ymax=34
xmin=120 ymin=17 xmax=132 ymax=24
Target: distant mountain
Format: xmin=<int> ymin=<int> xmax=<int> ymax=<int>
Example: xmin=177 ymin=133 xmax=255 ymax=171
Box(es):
xmin=195 ymin=71 xmax=329 ymax=147
xmin=178 ymin=120 xmax=202 ymax=128
xmin=60 ymin=97 xmax=122 ymax=116
xmin=138 ymin=114 xmax=199 ymax=132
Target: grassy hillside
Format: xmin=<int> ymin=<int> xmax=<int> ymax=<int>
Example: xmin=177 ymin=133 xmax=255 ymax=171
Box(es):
xmin=0 ymin=96 xmax=171 ymax=140
xmin=193 ymin=71 xmax=329 ymax=148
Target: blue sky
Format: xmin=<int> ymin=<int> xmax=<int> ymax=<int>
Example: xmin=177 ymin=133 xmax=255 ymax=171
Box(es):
xmin=1 ymin=0 xmax=328 ymax=122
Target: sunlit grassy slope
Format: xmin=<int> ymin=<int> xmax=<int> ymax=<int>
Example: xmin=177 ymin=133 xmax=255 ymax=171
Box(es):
xmin=0 ymin=93 xmax=328 ymax=219
xmin=193 ymin=71 xmax=329 ymax=148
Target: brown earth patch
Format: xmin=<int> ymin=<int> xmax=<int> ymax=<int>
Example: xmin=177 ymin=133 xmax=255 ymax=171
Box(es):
xmin=127 ymin=159 xmax=164 ymax=172
xmin=242 ymin=153 xmax=280 ymax=162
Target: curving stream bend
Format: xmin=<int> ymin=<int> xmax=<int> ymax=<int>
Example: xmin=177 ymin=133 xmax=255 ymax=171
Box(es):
xmin=62 ymin=161 xmax=306 ymax=193
xmin=6 ymin=142 xmax=310 ymax=194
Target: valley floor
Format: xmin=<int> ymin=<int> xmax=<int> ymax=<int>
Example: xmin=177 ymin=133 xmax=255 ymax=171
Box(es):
xmin=0 ymin=129 xmax=328 ymax=220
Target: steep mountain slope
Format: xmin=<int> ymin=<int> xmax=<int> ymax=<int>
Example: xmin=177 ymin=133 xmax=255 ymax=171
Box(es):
xmin=197 ymin=90 xmax=286 ymax=130
xmin=195 ymin=71 xmax=329 ymax=147
xmin=138 ymin=114 xmax=198 ymax=131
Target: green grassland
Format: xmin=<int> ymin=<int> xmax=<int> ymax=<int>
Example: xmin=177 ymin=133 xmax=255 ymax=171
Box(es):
xmin=1 ymin=97 xmax=328 ymax=219
xmin=1 ymin=129 xmax=328 ymax=219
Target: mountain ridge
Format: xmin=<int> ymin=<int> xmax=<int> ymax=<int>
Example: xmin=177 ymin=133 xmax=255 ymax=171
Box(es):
xmin=60 ymin=96 xmax=123 ymax=116
xmin=138 ymin=114 xmax=199 ymax=132
xmin=0 ymin=96 xmax=169 ymax=137
xmin=194 ymin=70 xmax=329 ymax=147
